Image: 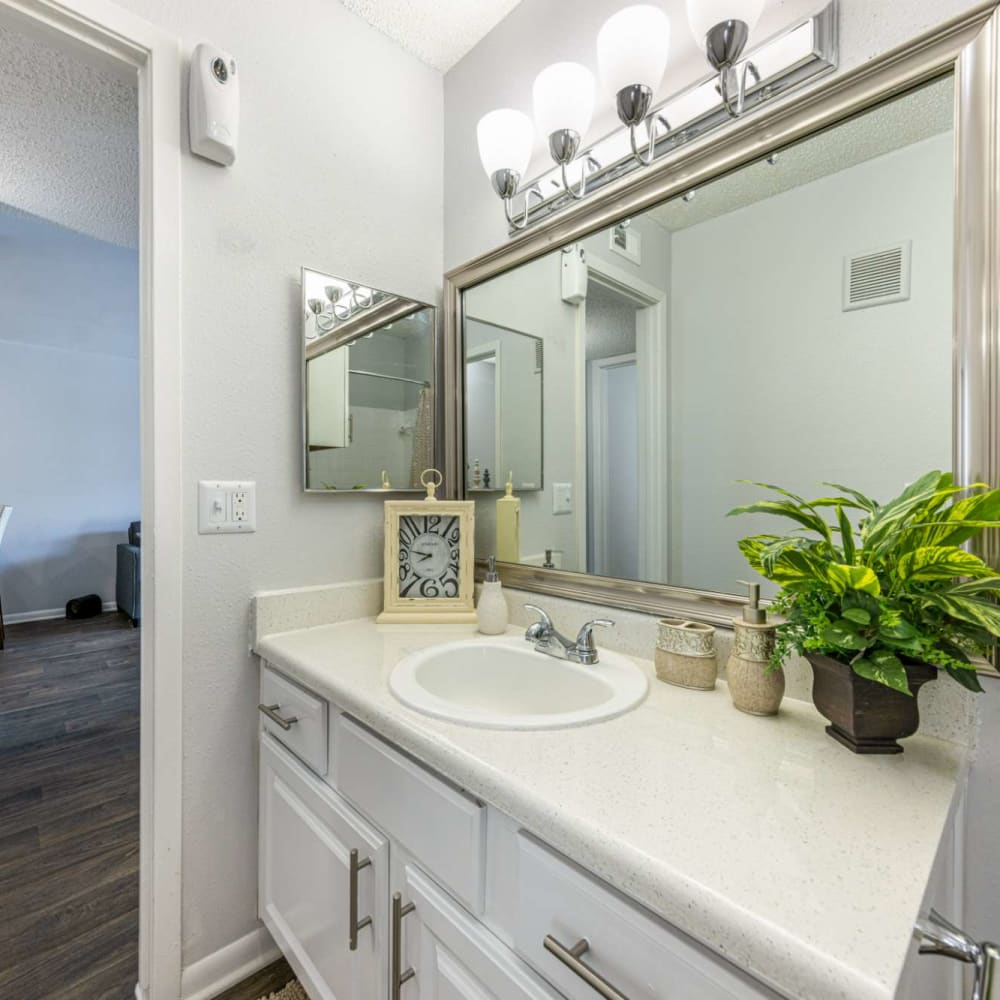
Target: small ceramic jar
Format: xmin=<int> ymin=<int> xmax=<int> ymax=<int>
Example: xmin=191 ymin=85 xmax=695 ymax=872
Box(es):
xmin=726 ymin=620 xmax=784 ymax=716
xmin=655 ymin=618 xmax=717 ymax=690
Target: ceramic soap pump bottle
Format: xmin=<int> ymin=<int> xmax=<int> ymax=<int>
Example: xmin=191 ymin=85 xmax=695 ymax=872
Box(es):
xmin=726 ymin=581 xmax=785 ymax=716
xmin=476 ymin=556 xmax=509 ymax=635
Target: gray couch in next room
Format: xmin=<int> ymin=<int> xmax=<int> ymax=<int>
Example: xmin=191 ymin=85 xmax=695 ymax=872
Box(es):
xmin=116 ymin=520 xmax=141 ymax=626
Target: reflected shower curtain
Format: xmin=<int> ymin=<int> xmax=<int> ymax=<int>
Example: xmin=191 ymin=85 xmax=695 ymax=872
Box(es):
xmin=410 ymin=386 xmax=434 ymax=487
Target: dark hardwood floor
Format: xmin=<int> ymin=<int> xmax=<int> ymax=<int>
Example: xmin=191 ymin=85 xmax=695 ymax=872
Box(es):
xmin=0 ymin=613 xmax=140 ymax=1000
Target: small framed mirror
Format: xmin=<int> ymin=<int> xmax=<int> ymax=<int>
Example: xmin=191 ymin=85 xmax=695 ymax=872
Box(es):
xmin=302 ymin=267 xmax=436 ymax=493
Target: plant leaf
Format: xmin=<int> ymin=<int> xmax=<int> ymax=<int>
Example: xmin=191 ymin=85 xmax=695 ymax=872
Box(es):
xmin=727 ymin=500 xmax=832 ymax=541
xmin=822 ymin=620 xmax=870 ymax=651
xmin=921 ymin=593 xmax=1000 ymax=636
xmin=842 ymin=607 xmax=872 ymax=625
xmin=861 ymin=472 xmax=968 ymax=556
xmin=852 ymin=651 xmax=912 ymax=695
xmin=821 ymin=482 xmax=879 ymax=512
xmin=897 ymin=546 xmax=996 ymax=582
xmin=943 ymin=665 xmax=985 ymax=693
xmin=836 ymin=505 xmax=856 ymax=564
xmin=826 ymin=563 xmax=881 ymax=595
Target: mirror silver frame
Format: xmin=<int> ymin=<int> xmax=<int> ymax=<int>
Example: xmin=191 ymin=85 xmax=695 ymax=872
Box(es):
xmin=301 ymin=268 xmax=440 ymax=495
xmin=442 ymin=3 xmax=1000 ymax=626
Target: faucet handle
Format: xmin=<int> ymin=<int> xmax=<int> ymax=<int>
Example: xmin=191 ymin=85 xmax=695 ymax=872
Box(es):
xmin=575 ymin=619 xmax=614 ymax=650
xmin=524 ymin=604 xmax=554 ymax=641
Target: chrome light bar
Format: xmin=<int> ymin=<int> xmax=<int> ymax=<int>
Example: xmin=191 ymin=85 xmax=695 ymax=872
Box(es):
xmin=506 ymin=2 xmax=838 ymax=234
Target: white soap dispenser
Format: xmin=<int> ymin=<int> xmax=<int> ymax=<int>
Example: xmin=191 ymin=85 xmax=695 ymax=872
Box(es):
xmin=477 ymin=556 xmax=509 ymax=635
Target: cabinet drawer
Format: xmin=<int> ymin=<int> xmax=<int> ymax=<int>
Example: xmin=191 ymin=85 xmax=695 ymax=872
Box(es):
xmin=514 ymin=834 xmax=779 ymax=1000
xmin=334 ymin=716 xmax=485 ymax=912
xmin=260 ymin=665 xmax=328 ymax=776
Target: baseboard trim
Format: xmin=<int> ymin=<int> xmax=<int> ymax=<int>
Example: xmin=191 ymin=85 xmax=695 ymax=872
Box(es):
xmin=181 ymin=925 xmax=280 ymax=1000
xmin=5 ymin=601 xmax=120 ymax=624
xmin=134 ymin=984 xmax=149 ymax=1000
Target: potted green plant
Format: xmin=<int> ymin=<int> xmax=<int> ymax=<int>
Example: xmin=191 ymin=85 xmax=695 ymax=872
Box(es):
xmin=729 ymin=470 xmax=1000 ymax=753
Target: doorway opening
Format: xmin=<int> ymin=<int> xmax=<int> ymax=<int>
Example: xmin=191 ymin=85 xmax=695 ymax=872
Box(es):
xmin=0 ymin=2 xmax=182 ymax=997
xmin=0 ymin=17 xmax=142 ymax=998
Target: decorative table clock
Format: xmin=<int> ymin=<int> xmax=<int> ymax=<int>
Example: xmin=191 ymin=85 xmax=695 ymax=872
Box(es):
xmin=377 ymin=469 xmax=477 ymax=625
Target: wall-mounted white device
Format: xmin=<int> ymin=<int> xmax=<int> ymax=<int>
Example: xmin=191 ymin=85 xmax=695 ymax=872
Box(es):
xmin=198 ymin=481 xmax=256 ymax=533
xmin=189 ymin=43 xmax=239 ymax=166
xmin=561 ymin=244 xmax=588 ymax=304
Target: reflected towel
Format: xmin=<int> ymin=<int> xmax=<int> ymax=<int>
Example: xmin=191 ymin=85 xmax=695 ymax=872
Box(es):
xmin=410 ymin=385 xmax=434 ymax=487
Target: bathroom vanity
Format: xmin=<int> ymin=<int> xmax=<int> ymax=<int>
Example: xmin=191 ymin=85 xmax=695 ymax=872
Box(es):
xmin=254 ymin=614 xmax=966 ymax=1000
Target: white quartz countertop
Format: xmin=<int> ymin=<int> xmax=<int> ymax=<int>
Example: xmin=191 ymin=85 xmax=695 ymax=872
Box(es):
xmin=255 ymin=618 xmax=966 ymax=1000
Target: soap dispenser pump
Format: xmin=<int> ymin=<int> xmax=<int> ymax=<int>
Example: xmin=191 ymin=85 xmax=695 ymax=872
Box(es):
xmin=476 ymin=557 xmax=509 ymax=635
xmin=726 ymin=581 xmax=785 ymax=716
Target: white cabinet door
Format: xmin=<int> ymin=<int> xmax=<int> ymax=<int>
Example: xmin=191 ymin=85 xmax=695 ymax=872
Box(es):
xmin=307 ymin=346 xmax=350 ymax=448
xmin=260 ymin=734 xmax=388 ymax=1000
xmin=395 ymin=862 xmax=559 ymax=1000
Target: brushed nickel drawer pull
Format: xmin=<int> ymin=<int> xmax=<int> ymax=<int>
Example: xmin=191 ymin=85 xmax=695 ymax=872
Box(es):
xmin=391 ymin=891 xmax=416 ymax=1000
xmin=544 ymin=935 xmax=630 ymax=1000
xmin=349 ymin=849 xmax=373 ymax=951
xmin=258 ymin=703 xmax=298 ymax=731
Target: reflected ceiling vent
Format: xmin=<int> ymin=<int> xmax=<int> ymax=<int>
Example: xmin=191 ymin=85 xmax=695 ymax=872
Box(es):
xmin=843 ymin=240 xmax=911 ymax=311
xmin=534 ymin=339 xmax=544 ymax=375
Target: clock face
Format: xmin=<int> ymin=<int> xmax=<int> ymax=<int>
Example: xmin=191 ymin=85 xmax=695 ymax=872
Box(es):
xmin=398 ymin=514 xmax=461 ymax=598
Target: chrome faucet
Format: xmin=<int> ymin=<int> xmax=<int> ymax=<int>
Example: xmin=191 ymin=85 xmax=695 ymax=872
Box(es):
xmin=524 ymin=604 xmax=614 ymax=665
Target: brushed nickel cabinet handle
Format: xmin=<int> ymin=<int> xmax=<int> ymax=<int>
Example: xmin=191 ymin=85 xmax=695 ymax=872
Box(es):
xmin=348 ymin=849 xmax=373 ymax=951
xmin=544 ymin=935 xmax=630 ymax=1000
xmin=258 ymin=703 xmax=298 ymax=731
xmin=391 ymin=891 xmax=416 ymax=1000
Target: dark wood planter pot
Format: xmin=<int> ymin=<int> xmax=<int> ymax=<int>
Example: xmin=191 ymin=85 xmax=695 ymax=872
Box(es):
xmin=805 ymin=653 xmax=938 ymax=754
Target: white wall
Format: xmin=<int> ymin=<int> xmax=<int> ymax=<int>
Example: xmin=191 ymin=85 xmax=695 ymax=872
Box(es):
xmin=669 ymin=133 xmax=954 ymax=593
xmin=90 ymin=0 xmax=444 ymax=973
xmin=0 ymin=208 xmax=139 ymax=616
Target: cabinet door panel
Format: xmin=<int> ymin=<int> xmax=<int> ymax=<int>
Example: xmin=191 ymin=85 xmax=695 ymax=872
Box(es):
xmin=399 ymin=863 xmax=558 ymax=1000
xmin=260 ymin=735 xmax=388 ymax=1000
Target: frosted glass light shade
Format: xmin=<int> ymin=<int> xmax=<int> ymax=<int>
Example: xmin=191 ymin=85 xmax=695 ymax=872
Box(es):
xmin=686 ymin=0 xmax=765 ymax=42
xmin=477 ymin=108 xmax=534 ymax=179
xmin=597 ymin=6 xmax=671 ymax=96
xmin=532 ymin=62 xmax=596 ymax=139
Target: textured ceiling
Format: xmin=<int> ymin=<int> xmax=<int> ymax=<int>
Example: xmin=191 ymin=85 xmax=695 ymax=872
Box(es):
xmin=340 ymin=0 xmax=525 ymax=72
xmin=648 ymin=76 xmax=954 ymax=233
xmin=0 ymin=23 xmax=137 ymax=249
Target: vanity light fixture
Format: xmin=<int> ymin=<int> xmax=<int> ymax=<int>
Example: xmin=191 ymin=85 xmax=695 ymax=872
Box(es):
xmin=686 ymin=0 xmax=765 ymax=117
xmin=597 ymin=5 xmax=672 ymax=165
xmin=532 ymin=62 xmax=597 ymax=199
xmin=477 ymin=108 xmax=540 ymax=230
xmin=307 ymin=281 xmax=384 ymax=335
xmin=476 ymin=0 xmax=837 ymax=233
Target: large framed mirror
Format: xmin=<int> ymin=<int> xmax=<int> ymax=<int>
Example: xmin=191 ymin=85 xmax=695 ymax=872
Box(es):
xmin=302 ymin=267 xmax=437 ymax=493
xmin=444 ymin=6 xmax=1000 ymax=623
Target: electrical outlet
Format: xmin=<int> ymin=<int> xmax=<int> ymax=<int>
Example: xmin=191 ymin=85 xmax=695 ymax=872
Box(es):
xmin=552 ymin=482 xmax=573 ymax=515
xmin=199 ymin=481 xmax=256 ymax=534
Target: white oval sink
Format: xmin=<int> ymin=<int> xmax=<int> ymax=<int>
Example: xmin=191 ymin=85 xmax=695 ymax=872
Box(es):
xmin=389 ymin=637 xmax=648 ymax=730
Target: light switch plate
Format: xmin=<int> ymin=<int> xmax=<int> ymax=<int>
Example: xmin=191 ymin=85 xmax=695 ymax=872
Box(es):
xmin=198 ymin=480 xmax=256 ymax=534
xmin=552 ymin=482 xmax=573 ymax=515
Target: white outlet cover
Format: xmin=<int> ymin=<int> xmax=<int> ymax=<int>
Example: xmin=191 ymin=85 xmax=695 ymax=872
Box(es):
xmin=198 ymin=480 xmax=256 ymax=534
xmin=552 ymin=482 xmax=573 ymax=515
